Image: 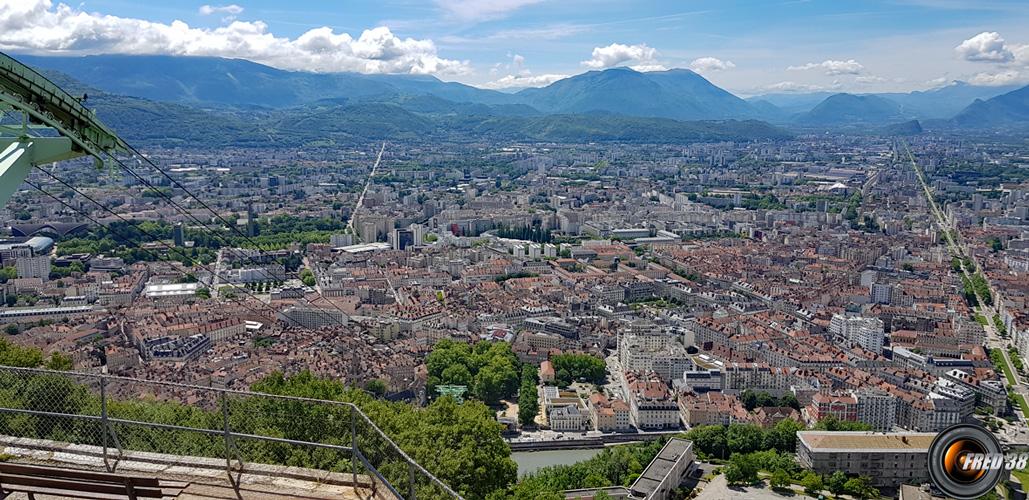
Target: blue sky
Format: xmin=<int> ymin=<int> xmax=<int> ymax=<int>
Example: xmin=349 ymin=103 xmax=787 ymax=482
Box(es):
xmin=2 ymin=0 xmax=1027 ymax=95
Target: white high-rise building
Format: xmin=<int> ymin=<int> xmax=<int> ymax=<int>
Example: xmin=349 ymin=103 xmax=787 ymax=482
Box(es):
xmin=829 ymin=314 xmax=885 ymax=354
xmin=869 ymin=282 xmax=893 ymax=304
xmin=410 ymin=224 xmax=426 ymax=246
xmin=277 ymin=306 xmax=349 ymax=329
xmin=330 ymin=233 xmax=354 ymax=247
xmin=853 ymin=388 xmax=896 ymax=431
xmin=16 ymin=255 xmax=50 ymax=279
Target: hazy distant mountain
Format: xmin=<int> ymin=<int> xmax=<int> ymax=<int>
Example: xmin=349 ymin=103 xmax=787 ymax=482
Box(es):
xmin=27 ymin=53 xmax=1016 ymax=130
xmin=16 ymin=54 xmax=519 ymax=108
xmin=644 ymin=69 xmax=765 ymax=119
xmin=745 ymin=92 xmax=838 ymax=115
xmin=749 ymin=83 xmax=1016 ymax=121
xmin=38 ymin=70 xmax=271 ymax=147
xmin=796 ymin=93 xmax=909 ymax=125
xmin=746 ymin=100 xmax=786 ymax=119
xmin=385 ymin=94 xmax=541 ymax=117
xmin=878 ymin=120 xmax=923 ymax=136
xmin=36 ymin=69 xmax=789 ymax=146
xmin=880 ymin=81 xmax=1020 ymax=119
xmin=953 ymin=85 xmax=1029 ymax=127
xmin=517 ymin=67 xmax=764 ymax=120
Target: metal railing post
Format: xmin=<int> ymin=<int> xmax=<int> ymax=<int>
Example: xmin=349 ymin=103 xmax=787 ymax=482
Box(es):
xmin=100 ymin=376 xmax=110 ymax=472
xmin=221 ymin=392 xmax=232 ymax=473
xmin=0 ymin=366 xmax=463 ymax=498
xmin=408 ymin=462 xmax=417 ymax=500
xmin=351 ymin=406 xmax=359 ymax=489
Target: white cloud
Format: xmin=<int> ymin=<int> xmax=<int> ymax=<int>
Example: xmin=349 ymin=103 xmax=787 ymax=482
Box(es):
xmin=582 ymin=42 xmax=659 ymax=70
xmin=764 ymin=80 xmax=842 ymax=93
xmin=968 ymin=70 xmax=1024 ymax=86
xmin=0 ymin=0 xmax=469 ymax=75
xmin=955 ymin=32 xmax=1014 ymax=63
xmin=199 ymin=4 xmax=243 ymax=16
xmin=689 ymin=57 xmax=735 ymax=73
xmin=787 ymin=59 xmax=864 ymax=75
xmin=631 ymin=64 xmax=667 ymax=72
xmin=482 ymin=73 xmax=568 ymax=89
xmin=484 ymin=53 xmax=568 ymax=89
xmin=924 ymin=76 xmax=952 ymax=88
xmin=855 ymin=75 xmax=887 ymax=84
xmin=435 ymin=0 xmax=543 ymax=21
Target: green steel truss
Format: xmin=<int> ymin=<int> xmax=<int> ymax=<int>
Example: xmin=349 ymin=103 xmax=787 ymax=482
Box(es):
xmin=0 ymin=51 xmax=125 ymax=206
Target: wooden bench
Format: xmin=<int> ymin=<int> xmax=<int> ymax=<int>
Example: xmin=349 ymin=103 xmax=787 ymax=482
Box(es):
xmin=0 ymin=463 xmax=187 ymax=499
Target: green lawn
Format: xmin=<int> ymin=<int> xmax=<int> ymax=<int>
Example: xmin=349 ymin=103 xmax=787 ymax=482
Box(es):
xmin=1001 ymin=359 xmax=1018 ymax=385
xmin=1013 ymin=393 xmax=1029 ymax=419
xmin=992 ymin=349 xmax=1018 ymax=385
xmin=1012 ymin=468 xmax=1029 ymax=487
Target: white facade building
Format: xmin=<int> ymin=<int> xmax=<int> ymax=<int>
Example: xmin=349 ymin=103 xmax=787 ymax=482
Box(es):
xmin=830 ymin=314 xmax=885 ymax=354
xmin=15 ymin=255 xmax=50 ymax=279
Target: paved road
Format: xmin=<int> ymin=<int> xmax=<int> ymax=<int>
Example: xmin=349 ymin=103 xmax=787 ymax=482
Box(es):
xmin=904 ymin=141 xmax=1003 ymax=341
xmin=604 ymin=355 xmax=629 ymax=401
xmin=694 ymin=474 xmax=797 ymax=500
xmin=211 ymin=247 xmax=223 ymax=289
xmin=346 ymin=141 xmax=386 ymax=241
xmin=904 ymin=141 xmax=1029 ymax=433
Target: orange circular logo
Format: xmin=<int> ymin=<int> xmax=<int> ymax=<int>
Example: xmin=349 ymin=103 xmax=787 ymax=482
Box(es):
xmin=928 ymin=424 xmax=1004 ymax=500
xmin=942 ymin=439 xmax=987 ymax=483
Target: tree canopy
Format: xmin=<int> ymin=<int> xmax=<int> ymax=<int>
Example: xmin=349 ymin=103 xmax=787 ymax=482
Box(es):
xmin=550 ymin=353 xmax=606 ymax=387
xmin=685 ymin=420 xmax=804 ymax=460
xmin=814 ymin=415 xmax=873 ymax=431
xmin=426 ymin=340 xmax=521 ymax=405
xmin=494 ymin=439 xmax=667 ymax=499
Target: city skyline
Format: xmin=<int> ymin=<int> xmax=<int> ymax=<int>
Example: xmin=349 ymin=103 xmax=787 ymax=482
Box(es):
xmin=1 ymin=0 xmax=1027 ymax=95
xmin=3 ymin=5 xmax=1029 ymax=498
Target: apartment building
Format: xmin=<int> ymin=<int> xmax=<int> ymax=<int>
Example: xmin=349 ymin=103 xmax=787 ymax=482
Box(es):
xmin=542 ymin=386 xmax=590 ymax=432
xmin=588 ymin=393 xmax=632 ymax=432
xmin=618 ymin=328 xmax=691 ymax=383
xmin=627 ymin=374 xmax=679 ymax=430
xmin=941 ymin=368 xmax=1006 ymax=414
xmin=15 ymin=255 xmax=50 ymax=279
xmin=804 ymin=392 xmax=858 ymax=425
xmin=678 ymin=391 xmax=748 ymax=427
xmin=854 ymin=388 xmax=897 ymax=431
xmin=829 ymin=314 xmax=885 ymax=354
xmin=797 ymin=431 xmax=934 ymax=489
xmin=277 ymin=306 xmax=350 ymax=329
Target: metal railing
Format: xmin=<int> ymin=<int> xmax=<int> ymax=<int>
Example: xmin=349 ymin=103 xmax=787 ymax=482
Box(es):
xmin=0 ymin=365 xmax=462 ymax=500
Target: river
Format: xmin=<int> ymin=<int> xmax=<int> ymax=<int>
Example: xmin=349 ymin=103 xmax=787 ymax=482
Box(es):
xmin=511 ymin=448 xmax=605 ymax=477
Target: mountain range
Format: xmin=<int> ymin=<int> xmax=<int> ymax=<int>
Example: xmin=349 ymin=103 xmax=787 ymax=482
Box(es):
xmin=37 ymin=67 xmax=789 ymax=147
xmin=15 ymin=53 xmax=1029 ymax=135
xmin=953 ymin=86 xmax=1029 ymax=127
xmin=796 ymin=94 xmax=908 ymax=126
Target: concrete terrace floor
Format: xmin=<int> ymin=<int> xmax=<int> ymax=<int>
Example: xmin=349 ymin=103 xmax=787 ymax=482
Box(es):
xmin=1 ymin=435 xmax=389 ymax=499
xmin=4 ymin=481 xmax=367 ymax=500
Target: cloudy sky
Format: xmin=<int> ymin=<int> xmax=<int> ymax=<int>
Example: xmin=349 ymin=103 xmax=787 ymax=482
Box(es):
xmin=1 ymin=0 xmax=1027 ymax=95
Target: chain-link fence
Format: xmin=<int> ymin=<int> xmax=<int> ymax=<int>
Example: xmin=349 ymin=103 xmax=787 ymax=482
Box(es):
xmin=0 ymin=365 xmax=461 ymax=500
